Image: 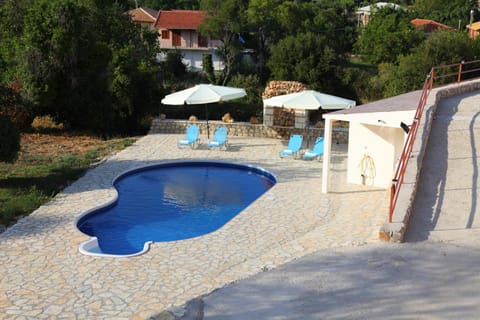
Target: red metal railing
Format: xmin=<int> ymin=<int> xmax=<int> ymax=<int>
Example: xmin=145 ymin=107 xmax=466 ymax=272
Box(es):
xmin=388 ymin=60 xmax=480 ymax=223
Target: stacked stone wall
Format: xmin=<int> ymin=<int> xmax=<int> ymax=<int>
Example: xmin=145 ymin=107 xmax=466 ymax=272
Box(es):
xmin=149 ymin=119 xmax=348 ymax=144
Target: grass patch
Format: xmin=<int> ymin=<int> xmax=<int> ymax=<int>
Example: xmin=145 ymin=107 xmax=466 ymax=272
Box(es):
xmin=0 ymin=134 xmax=136 ymax=227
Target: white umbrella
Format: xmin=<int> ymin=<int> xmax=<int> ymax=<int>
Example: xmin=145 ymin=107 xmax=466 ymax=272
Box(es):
xmin=263 ymin=90 xmax=356 ymax=110
xmin=162 ymin=84 xmax=247 ymax=138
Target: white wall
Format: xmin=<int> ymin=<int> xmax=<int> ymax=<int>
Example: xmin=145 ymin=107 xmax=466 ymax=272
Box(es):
xmin=156 ymin=50 xmax=224 ymax=71
xmin=347 ymin=122 xmax=405 ymax=188
xmin=181 ymin=51 xmax=203 ymax=70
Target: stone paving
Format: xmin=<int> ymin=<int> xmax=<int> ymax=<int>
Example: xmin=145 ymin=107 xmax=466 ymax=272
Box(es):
xmin=174 ymin=88 xmax=480 ymax=320
xmin=0 ymin=133 xmax=387 ymax=319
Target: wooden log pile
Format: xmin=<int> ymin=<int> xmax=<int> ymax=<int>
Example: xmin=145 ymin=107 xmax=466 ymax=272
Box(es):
xmin=262 ymin=81 xmax=308 ymax=99
xmin=263 ymin=81 xmax=308 ymax=127
xmin=273 ymin=107 xmax=295 ymax=127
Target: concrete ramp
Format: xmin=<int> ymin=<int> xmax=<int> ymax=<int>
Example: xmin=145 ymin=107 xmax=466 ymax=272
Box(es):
xmin=406 ymin=91 xmax=480 ymax=244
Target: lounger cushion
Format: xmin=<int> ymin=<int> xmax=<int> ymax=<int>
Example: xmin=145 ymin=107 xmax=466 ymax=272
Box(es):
xmin=178 ymin=140 xmax=190 ymax=145
xmin=303 ymin=151 xmax=318 ymax=159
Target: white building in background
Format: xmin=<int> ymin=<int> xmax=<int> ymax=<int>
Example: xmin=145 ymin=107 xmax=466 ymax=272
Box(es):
xmin=152 ymin=10 xmax=224 ymax=71
xmin=356 ymin=2 xmax=403 ymax=26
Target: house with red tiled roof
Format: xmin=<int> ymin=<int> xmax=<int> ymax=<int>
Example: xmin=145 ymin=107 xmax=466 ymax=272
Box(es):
xmin=410 ymin=18 xmax=457 ymax=35
xmin=153 ymin=10 xmax=223 ymax=71
xmin=127 ymin=7 xmax=158 ymax=29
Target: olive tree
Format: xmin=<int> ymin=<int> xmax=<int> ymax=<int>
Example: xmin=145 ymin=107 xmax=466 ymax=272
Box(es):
xmin=354 ymin=6 xmax=424 ymax=64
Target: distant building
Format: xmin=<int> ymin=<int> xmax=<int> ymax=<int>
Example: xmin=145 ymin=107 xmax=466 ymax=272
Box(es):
xmin=127 ymin=7 xmax=158 ymax=29
xmin=356 ymin=2 xmax=403 ymax=26
xmin=410 ymin=18 xmax=457 ymax=36
xmin=153 ymin=10 xmax=223 ymax=71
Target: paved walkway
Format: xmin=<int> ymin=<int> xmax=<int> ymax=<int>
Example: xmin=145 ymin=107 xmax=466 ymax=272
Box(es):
xmin=406 ymin=91 xmax=480 ymax=244
xmin=0 ymin=134 xmax=387 ymax=319
xmin=167 ymin=91 xmax=480 ymax=320
xmin=195 ymin=242 xmax=480 ymax=320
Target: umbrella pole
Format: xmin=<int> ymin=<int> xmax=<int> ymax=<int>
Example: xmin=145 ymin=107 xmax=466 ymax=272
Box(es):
xmin=205 ymin=104 xmax=210 ymax=139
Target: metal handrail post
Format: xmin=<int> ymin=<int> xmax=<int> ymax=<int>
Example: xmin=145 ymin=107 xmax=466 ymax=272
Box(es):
xmin=389 ymin=183 xmax=396 ymax=222
xmin=430 ymin=69 xmax=435 ymax=89
xmin=458 ymin=62 xmax=463 ymax=83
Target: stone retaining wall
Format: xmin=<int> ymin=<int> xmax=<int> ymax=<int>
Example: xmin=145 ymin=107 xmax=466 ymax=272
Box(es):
xmin=380 ymin=79 xmax=480 ymax=242
xmin=149 ymin=119 xmax=349 ymax=144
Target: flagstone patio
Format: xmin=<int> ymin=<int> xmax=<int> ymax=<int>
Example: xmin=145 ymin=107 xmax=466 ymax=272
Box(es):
xmin=0 ymin=133 xmax=387 ymax=319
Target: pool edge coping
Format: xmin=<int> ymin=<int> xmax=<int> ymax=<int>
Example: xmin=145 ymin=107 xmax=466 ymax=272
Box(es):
xmin=75 ymin=159 xmax=277 ymax=258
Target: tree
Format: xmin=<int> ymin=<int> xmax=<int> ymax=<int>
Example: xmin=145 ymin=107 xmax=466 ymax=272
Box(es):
xmin=0 ymin=0 xmax=29 ymax=86
xmin=246 ymin=0 xmax=356 ymax=83
xmin=227 ymin=74 xmax=262 ymax=107
xmin=127 ymin=0 xmax=199 ymax=10
xmin=19 ymin=0 xmax=108 ymax=130
xmin=298 ymin=0 xmax=357 ymax=54
xmin=0 ymin=58 xmax=21 ymax=162
xmin=379 ymin=31 xmax=480 ymax=96
xmin=17 ymin=0 xmax=161 ymax=136
xmin=96 ymin=2 xmax=162 ymax=134
xmin=202 ymin=53 xmax=215 ymax=83
xmin=199 ymin=0 xmax=248 ymax=85
xmin=354 ymin=6 xmax=424 ymax=64
xmin=413 ymin=0 xmax=477 ymax=29
xmin=246 ymin=0 xmax=283 ymax=81
xmin=342 ymin=66 xmax=386 ymax=103
xmin=268 ymin=32 xmax=345 ymax=93
xmin=161 ymin=49 xmax=187 ymax=81
xmin=0 ymin=114 xmax=20 ymax=163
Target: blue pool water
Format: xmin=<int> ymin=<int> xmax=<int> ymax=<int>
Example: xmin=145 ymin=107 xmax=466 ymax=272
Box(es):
xmin=77 ymin=161 xmax=276 ymax=256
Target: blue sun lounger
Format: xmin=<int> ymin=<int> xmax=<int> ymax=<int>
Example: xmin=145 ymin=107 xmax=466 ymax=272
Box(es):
xmin=208 ymin=126 xmax=228 ymax=150
xmin=280 ymin=134 xmax=303 ymax=158
xmin=178 ymin=124 xmax=200 ymax=149
xmin=303 ymin=137 xmax=324 ymax=160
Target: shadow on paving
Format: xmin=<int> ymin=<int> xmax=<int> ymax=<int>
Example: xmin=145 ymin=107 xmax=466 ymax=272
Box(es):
xmin=154 ymin=243 xmax=480 ymax=320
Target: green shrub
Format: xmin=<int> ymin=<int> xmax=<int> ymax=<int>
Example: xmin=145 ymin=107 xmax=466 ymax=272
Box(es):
xmin=202 ymin=54 xmax=216 ymax=83
xmin=224 ymin=74 xmax=264 ymax=121
xmin=0 ymin=87 xmax=33 ymax=130
xmin=0 ymin=115 xmax=20 ymax=163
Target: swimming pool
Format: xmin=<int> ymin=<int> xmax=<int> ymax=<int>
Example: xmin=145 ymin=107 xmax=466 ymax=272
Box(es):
xmin=77 ymin=161 xmax=276 ymax=257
